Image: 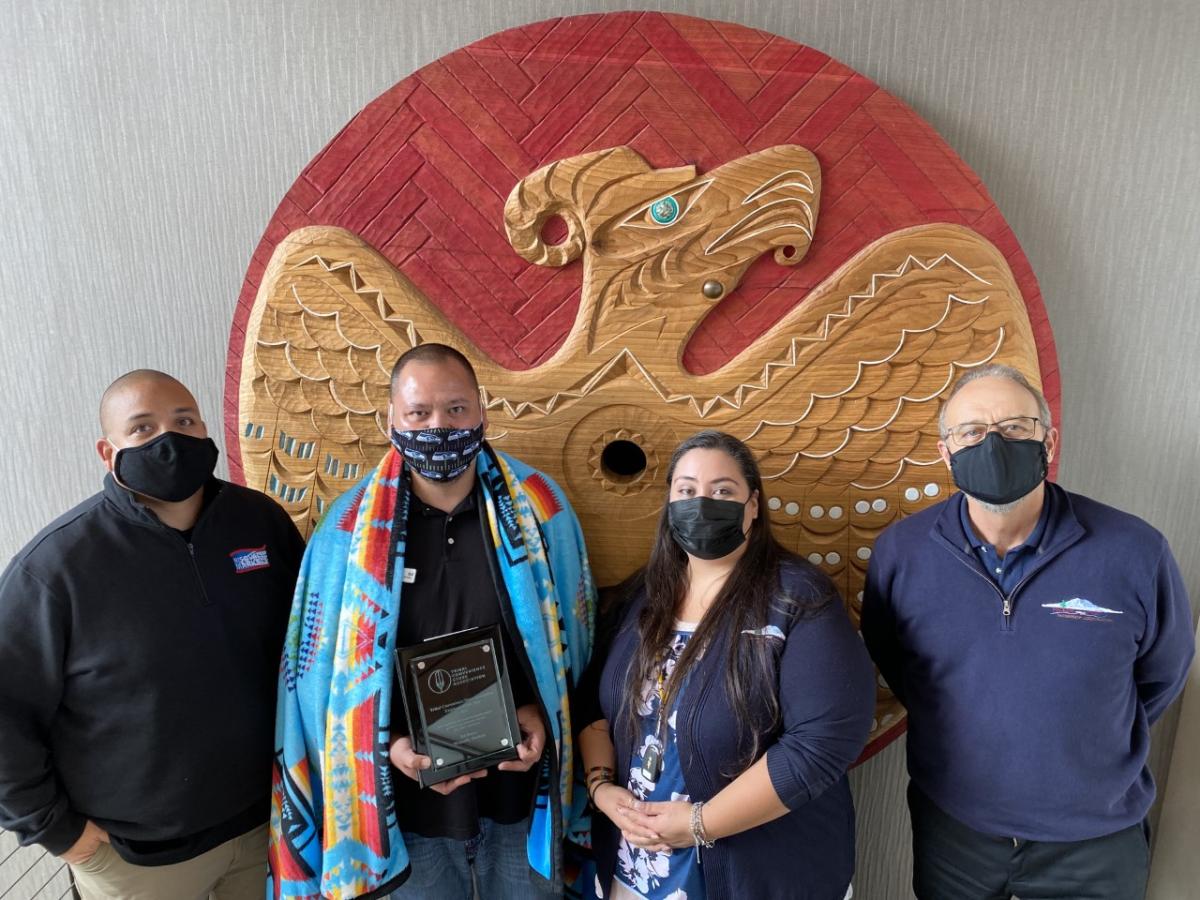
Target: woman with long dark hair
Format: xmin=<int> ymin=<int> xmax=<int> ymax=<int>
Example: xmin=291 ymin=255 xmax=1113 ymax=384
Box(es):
xmin=579 ymin=430 xmax=875 ymax=900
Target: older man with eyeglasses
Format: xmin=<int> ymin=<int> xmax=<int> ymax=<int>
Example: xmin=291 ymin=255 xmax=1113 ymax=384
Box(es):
xmin=862 ymin=363 xmax=1193 ymax=900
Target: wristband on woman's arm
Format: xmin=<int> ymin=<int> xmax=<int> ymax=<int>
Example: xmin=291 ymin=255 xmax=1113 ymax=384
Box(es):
xmin=691 ymin=801 xmax=716 ymax=864
xmin=586 ymin=765 xmax=615 ymax=805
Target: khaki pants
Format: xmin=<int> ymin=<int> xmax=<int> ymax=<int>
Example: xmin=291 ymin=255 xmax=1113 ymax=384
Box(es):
xmin=70 ymin=823 xmax=267 ymax=900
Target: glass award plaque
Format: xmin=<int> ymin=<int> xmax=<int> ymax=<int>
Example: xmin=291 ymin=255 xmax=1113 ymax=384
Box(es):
xmin=395 ymin=624 xmax=521 ymax=788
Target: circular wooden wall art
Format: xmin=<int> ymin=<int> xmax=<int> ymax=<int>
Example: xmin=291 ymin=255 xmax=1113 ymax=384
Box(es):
xmin=226 ymin=11 xmax=1059 ymax=759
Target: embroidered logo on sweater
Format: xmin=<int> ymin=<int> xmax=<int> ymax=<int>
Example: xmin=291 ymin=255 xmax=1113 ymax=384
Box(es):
xmin=229 ymin=545 xmax=270 ymax=573
xmin=1041 ymin=597 xmax=1123 ymax=621
xmin=741 ymin=625 xmax=786 ymax=640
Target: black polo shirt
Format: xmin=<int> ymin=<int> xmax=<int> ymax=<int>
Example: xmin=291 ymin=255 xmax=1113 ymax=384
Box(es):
xmin=390 ymin=482 xmax=537 ymax=840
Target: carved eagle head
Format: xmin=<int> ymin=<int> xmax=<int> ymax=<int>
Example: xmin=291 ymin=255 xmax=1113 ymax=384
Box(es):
xmin=504 ymin=146 xmax=821 ymax=325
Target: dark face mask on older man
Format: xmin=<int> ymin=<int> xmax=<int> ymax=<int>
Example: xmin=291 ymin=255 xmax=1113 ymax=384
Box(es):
xmin=949 ymin=431 xmax=1048 ymax=507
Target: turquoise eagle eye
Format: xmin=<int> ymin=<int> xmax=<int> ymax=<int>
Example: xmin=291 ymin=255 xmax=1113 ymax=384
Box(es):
xmin=649 ymin=196 xmax=680 ymax=225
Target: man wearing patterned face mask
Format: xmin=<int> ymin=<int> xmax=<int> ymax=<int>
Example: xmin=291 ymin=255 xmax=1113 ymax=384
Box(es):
xmin=270 ymin=344 xmax=595 ymax=900
xmin=862 ymin=364 xmax=1194 ymax=900
xmin=0 ymin=369 xmax=305 ymax=899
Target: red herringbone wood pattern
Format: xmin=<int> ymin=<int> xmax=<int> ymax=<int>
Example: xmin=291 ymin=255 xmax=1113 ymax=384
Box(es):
xmin=225 ymin=11 xmax=1058 ymax=480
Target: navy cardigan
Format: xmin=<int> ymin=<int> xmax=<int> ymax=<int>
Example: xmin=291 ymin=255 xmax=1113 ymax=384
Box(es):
xmin=587 ymin=562 xmax=875 ymax=900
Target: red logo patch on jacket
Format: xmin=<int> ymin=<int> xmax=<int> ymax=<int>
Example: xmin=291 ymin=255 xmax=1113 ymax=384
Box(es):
xmin=229 ymin=545 xmax=270 ymax=573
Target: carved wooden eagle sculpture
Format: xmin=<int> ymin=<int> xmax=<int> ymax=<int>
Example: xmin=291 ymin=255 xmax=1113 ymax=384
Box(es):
xmin=239 ymin=144 xmax=1041 ymax=741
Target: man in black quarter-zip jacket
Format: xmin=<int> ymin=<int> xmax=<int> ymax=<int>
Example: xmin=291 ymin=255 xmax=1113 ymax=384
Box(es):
xmin=0 ymin=369 xmax=305 ymax=900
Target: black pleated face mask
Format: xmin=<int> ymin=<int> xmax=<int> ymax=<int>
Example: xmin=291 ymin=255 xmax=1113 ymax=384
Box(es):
xmin=949 ymin=432 xmax=1048 ymax=506
xmin=667 ymin=496 xmax=749 ymax=560
xmin=113 ymin=431 xmax=219 ymax=502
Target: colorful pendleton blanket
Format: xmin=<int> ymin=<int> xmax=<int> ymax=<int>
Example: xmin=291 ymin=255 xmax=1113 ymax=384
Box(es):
xmin=268 ymin=445 xmax=595 ymax=899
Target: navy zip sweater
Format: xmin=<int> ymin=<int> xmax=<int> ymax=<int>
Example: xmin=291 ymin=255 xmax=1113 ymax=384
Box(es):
xmin=591 ymin=562 xmax=875 ymax=900
xmin=862 ymin=482 xmax=1194 ymax=842
xmin=0 ymin=475 xmax=304 ymax=862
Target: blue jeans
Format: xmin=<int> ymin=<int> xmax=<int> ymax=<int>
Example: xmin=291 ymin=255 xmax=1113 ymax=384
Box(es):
xmin=389 ymin=817 xmax=548 ymax=900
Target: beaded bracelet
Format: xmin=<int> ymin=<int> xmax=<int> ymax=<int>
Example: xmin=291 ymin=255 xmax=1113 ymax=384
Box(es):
xmin=690 ymin=801 xmax=715 ymax=864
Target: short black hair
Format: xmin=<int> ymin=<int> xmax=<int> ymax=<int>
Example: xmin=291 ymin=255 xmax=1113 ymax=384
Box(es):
xmin=98 ymin=368 xmax=187 ymax=433
xmin=390 ymin=343 xmax=479 ymax=392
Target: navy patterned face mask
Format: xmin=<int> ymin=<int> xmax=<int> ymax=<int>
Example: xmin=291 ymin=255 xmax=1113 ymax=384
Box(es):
xmin=390 ymin=423 xmax=485 ymax=482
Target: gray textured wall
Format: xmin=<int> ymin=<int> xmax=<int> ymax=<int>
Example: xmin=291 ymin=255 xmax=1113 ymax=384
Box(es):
xmin=1 ymin=2 xmax=1197 ymax=898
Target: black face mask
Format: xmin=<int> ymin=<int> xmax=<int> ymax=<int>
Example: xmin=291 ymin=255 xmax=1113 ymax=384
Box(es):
xmin=390 ymin=423 xmax=485 ymax=482
xmin=668 ymin=496 xmax=749 ymax=560
xmin=113 ymin=431 xmax=219 ymax=502
xmin=949 ymin=432 xmax=1047 ymax=506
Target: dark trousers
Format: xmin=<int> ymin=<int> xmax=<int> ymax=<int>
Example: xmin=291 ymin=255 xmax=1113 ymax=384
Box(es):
xmin=907 ymin=782 xmax=1150 ymax=900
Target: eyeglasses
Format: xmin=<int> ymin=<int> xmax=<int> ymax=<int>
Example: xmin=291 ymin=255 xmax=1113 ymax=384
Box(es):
xmin=943 ymin=416 xmax=1043 ymax=447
